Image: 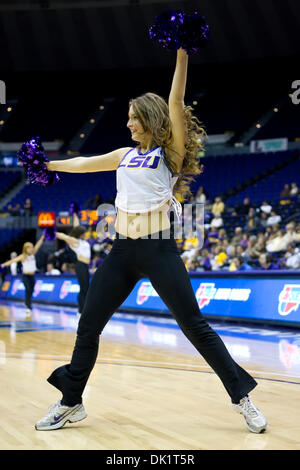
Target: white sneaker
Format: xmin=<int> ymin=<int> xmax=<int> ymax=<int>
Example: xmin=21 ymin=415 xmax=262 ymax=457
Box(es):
xmin=35 ymin=401 xmax=87 ymax=431
xmin=25 ymin=308 xmax=32 ymax=316
xmin=233 ymin=396 xmax=267 ymax=433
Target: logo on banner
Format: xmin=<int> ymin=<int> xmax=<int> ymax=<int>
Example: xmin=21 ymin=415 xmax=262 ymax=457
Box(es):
xmin=59 ymin=280 xmax=79 ymax=299
xmin=31 ymin=280 xmax=54 ymax=298
xmin=137 ymin=281 xmax=159 ymax=305
xmin=11 ymin=279 xmax=23 ymax=295
xmin=33 ymin=280 xmax=43 ymax=297
xmin=278 ymin=284 xmax=300 ymax=316
xmin=196 ymin=283 xmax=217 ymax=308
xmin=195 ymin=282 xmax=251 ymax=308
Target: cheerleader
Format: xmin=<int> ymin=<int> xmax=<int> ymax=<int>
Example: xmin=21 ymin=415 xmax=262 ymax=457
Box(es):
xmin=56 ymin=213 xmax=91 ymax=315
xmin=35 ymin=48 xmax=267 ymax=434
xmin=1 ymin=234 xmax=44 ymax=314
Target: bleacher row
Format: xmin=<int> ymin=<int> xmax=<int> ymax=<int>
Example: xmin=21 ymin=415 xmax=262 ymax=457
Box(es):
xmin=0 ymin=148 xmax=299 ymax=252
xmin=2 ymin=149 xmax=299 ymax=212
xmin=0 ymin=171 xmax=23 ymax=199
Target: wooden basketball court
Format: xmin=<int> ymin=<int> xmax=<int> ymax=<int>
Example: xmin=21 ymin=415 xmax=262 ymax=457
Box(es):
xmin=1 ymin=300 xmax=300 ymax=450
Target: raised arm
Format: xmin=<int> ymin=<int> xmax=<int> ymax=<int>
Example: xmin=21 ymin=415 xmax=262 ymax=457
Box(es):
xmin=33 ymin=234 xmax=45 ymax=255
xmin=73 ymin=213 xmax=80 ymax=228
xmin=47 ymin=147 xmax=132 ymax=173
xmin=168 ymin=48 xmax=188 ymax=170
xmin=1 ymin=253 xmax=24 ymax=267
xmin=56 ymin=231 xmax=78 ymax=247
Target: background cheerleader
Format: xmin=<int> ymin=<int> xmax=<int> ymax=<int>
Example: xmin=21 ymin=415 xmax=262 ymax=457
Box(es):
xmin=0 ymin=234 xmax=45 ymax=314
xmin=55 ymin=213 xmax=91 ymax=315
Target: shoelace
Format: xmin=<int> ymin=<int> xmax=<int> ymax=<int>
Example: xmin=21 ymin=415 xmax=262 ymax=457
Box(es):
xmin=45 ymin=401 xmax=63 ymax=418
xmin=241 ymin=397 xmax=259 ymax=417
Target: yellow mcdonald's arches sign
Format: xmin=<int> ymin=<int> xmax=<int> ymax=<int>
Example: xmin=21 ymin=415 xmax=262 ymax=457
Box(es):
xmin=38 ymin=212 xmax=55 ymax=227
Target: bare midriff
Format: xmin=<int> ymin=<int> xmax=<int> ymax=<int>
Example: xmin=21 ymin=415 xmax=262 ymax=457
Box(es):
xmin=115 ymin=201 xmax=171 ymax=239
xmin=77 ymin=256 xmax=90 ymax=264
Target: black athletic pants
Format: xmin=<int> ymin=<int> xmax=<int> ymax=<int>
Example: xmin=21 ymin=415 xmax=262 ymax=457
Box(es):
xmin=48 ymin=232 xmax=257 ymax=405
xmin=75 ymin=261 xmax=90 ymax=314
xmin=22 ymin=274 xmax=35 ymax=309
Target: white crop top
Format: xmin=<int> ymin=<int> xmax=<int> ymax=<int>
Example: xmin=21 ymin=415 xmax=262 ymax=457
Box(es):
xmin=70 ymin=239 xmax=91 ymax=260
xmin=115 ymin=146 xmax=181 ymax=217
xmin=22 ymin=254 xmax=37 ymax=274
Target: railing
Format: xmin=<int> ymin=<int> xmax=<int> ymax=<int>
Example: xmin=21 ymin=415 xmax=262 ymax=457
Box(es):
xmin=0 ymin=215 xmax=38 ymax=229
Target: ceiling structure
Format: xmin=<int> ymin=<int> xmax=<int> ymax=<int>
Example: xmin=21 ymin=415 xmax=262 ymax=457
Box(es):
xmin=0 ymin=0 xmax=299 ymax=72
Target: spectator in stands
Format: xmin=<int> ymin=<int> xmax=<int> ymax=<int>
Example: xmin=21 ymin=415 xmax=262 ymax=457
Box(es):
xmin=260 ymin=200 xmax=272 ymax=214
xmin=195 ymin=186 xmax=206 ymax=204
xmin=244 ymin=208 xmax=260 ymax=233
xmin=60 ymin=263 xmax=72 ymax=274
xmin=281 ymin=222 xmax=300 ymax=248
xmin=254 ymin=233 xmax=266 ymax=255
xmin=187 ymin=193 xmax=195 ymax=204
xmin=46 ymin=262 xmax=61 ymax=275
xmin=23 ymin=198 xmax=34 ymax=216
xmin=229 ymin=256 xmax=241 ymax=271
xmin=240 ymin=234 xmax=249 ymax=250
xmin=198 ymin=249 xmax=212 ymax=271
xmin=218 ymin=228 xmax=227 ymax=241
xmin=279 ymin=184 xmax=291 ymax=205
xmin=212 ymin=197 xmax=225 ymax=216
xmin=6 ymin=204 xmax=14 ymax=216
xmin=290 ymin=182 xmax=299 ymax=197
xmin=266 ymin=229 xmax=285 ymax=253
xmin=182 ymin=230 xmax=200 ymax=251
xmin=231 ymin=227 xmax=243 ymax=246
xmin=9 ymin=251 xmax=18 ymax=275
xmin=224 ymin=239 xmax=236 ymax=259
xmin=245 ymin=235 xmax=260 ymax=260
xmin=258 ymin=253 xmax=277 ymax=270
xmin=236 ymin=197 xmax=251 ymax=216
xmin=236 ymin=244 xmax=247 ymax=259
xmin=11 ymin=203 xmax=22 ymax=216
xmin=207 ymin=226 xmax=219 ymax=244
xmin=211 ymin=245 xmax=227 ymax=270
xmin=210 ymin=212 xmax=223 ymax=229
xmin=266 ymin=210 xmax=282 ymax=227
xmin=186 ymin=257 xmax=198 ymax=272
xmin=229 ymin=256 xmax=252 ymax=272
xmin=284 ymin=243 xmax=300 ymax=269
xmin=68 ymin=263 xmax=76 ymax=274
xmin=259 ymin=211 xmax=268 ymax=229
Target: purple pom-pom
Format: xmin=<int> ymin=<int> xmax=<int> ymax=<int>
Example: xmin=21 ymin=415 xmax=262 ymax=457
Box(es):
xmin=69 ymin=202 xmax=81 ymax=216
xmin=43 ymin=226 xmax=56 ymax=241
xmin=149 ymin=10 xmax=184 ymax=51
xmin=149 ymin=9 xmax=210 ymax=54
xmin=17 ymin=136 xmax=60 ymax=187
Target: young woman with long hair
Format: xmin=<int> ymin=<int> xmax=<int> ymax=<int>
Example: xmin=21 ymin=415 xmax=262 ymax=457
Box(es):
xmin=1 ymin=234 xmax=44 ymax=314
xmin=35 ymin=49 xmax=267 ymax=434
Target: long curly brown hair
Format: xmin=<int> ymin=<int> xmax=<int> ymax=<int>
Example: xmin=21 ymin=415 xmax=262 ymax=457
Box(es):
xmin=129 ymin=92 xmax=206 ymax=199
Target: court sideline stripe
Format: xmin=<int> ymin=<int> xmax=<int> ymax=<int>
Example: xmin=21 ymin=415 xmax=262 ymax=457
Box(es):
xmin=1 ymin=352 xmax=300 ymax=385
